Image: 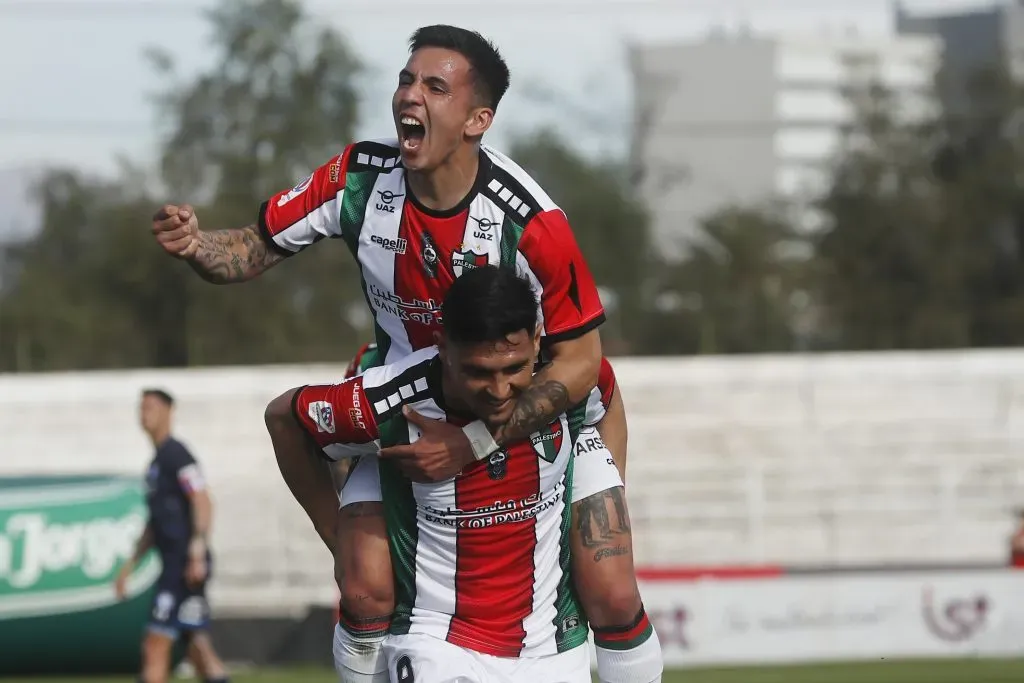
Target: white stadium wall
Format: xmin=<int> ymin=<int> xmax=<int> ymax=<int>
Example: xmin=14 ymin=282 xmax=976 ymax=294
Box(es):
xmin=3 ymin=348 xmax=1024 ymax=615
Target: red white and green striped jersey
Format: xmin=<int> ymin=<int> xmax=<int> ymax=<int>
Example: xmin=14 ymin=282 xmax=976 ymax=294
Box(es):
xmin=257 ymin=140 xmax=606 ymax=364
xmin=293 ymin=347 xmax=603 ymax=658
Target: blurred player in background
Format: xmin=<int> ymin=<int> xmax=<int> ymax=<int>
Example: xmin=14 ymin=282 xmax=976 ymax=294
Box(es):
xmin=152 ymin=24 xmax=660 ymax=683
xmin=115 ymin=389 xmax=230 ymax=683
xmin=278 ymin=266 xmax=602 ymax=682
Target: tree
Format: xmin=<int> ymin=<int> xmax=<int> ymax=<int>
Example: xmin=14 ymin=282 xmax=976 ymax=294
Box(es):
xmin=510 ymin=130 xmax=652 ymax=354
xmin=0 ymin=0 xmax=367 ymax=371
xmin=640 ymin=206 xmax=807 ymax=355
xmin=813 ymin=69 xmax=1024 ymax=350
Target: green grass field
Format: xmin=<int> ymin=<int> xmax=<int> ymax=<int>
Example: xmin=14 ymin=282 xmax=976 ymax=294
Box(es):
xmin=7 ymin=659 xmax=1024 ymax=683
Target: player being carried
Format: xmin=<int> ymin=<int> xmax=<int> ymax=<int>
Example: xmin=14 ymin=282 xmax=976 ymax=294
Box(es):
xmin=284 ymin=265 xmax=612 ymax=682
xmin=150 ymin=24 xmax=661 ymax=683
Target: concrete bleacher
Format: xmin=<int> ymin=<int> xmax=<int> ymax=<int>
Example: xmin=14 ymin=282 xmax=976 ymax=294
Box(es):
xmin=3 ymin=348 xmax=1024 ymax=612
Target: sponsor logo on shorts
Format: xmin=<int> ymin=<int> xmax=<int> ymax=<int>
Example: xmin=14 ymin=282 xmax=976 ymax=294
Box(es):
xmin=177 ymin=596 xmax=209 ymax=627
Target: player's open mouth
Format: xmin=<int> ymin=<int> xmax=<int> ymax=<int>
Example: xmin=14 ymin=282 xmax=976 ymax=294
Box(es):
xmin=399 ymin=115 xmax=426 ymax=152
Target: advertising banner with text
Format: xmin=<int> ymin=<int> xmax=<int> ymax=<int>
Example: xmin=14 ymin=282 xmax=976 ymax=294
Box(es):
xmin=635 ymin=569 xmax=1024 ymax=667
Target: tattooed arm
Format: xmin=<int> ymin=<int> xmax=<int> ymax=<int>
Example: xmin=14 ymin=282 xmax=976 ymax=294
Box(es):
xmin=188 ymin=225 xmax=285 ymax=284
xmin=492 ymin=328 xmax=602 ymax=447
xmin=151 ymin=205 xmax=285 ymax=284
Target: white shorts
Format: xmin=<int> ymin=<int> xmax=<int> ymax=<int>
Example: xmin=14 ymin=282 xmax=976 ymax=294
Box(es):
xmin=340 ymin=425 xmax=623 ymax=508
xmin=382 ymin=632 xmax=591 ymax=683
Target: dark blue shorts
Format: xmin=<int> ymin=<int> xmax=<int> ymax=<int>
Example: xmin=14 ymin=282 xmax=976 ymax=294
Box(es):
xmin=146 ymin=556 xmax=212 ymax=640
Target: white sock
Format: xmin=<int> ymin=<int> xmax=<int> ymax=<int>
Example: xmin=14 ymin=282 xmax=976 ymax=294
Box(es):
xmin=333 ymin=622 xmax=388 ymax=683
xmin=593 ymin=607 xmax=664 ymax=683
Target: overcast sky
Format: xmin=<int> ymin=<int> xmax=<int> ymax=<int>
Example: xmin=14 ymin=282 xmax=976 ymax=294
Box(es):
xmin=0 ymin=0 xmax=997 ymax=241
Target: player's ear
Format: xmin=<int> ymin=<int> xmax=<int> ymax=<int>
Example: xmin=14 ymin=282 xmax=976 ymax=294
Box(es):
xmin=434 ymin=331 xmax=447 ymax=362
xmin=464 ymin=106 xmax=493 ymax=139
xmin=531 ymin=325 xmax=541 ymax=357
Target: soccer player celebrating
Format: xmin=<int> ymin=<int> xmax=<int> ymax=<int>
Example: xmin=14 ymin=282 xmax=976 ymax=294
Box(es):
xmin=151 ymin=25 xmax=661 ymax=683
xmin=283 ymin=265 xmax=612 ymax=682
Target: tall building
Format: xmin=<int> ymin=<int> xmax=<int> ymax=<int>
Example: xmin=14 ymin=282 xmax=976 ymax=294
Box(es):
xmin=896 ymin=0 xmax=1024 ymax=110
xmin=629 ymin=30 xmax=941 ymax=260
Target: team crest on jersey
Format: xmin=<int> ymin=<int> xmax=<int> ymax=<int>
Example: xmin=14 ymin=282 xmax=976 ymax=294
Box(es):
xmin=486 ymin=450 xmax=508 ymax=480
xmin=309 ymin=401 xmax=336 ymax=434
xmin=451 ymin=249 xmax=489 ymax=276
xmin=530 ymin=420 xmax=564 ymax=463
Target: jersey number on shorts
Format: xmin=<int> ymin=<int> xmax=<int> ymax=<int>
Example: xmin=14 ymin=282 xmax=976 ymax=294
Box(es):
xmin=395 ymin=655 xmax=414 ymax=682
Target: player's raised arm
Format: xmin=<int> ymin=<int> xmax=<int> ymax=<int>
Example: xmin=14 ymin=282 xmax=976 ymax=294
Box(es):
xmin=491 ymin=209 xmax=605 ymax=449
xmin=151 ymin=147 xmax=351 ymax=284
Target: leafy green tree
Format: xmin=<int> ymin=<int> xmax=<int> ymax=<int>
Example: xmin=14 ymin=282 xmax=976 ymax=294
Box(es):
xmin=510 ymin=130 xmax=651 ymax=354
xmin=0 ymin=0 xmax=366 ymax=371
xmin=813 ymin=69 xmax=1024 ymax=349
xmin=641 ymin=206 xmax=807 ymax=355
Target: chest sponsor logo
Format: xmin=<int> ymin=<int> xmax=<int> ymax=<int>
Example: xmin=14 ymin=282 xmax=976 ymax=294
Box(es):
xmin=422 ymin=490 xmax=563 ymax=529
xmin=375 ymin=189 xmax=403 ymax=214
xmin=367 ymin=283 xmax=440 ymax=326
xmin=370 ymin=234 xmax=407 ymax=254
xmin=471 ymin=216 xmax=498 ymax=241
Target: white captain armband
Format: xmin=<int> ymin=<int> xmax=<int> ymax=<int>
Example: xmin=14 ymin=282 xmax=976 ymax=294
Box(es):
xmin=462 ymin=420 xmax=499 ymax=461
xmin=177 ymin=464 xmax=206 ymax=494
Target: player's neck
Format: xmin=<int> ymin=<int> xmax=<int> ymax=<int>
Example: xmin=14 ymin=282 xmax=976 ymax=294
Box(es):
xmin=148 ymin=428 xmax=171 ymax=447
xmin=406 ymin=145 xmax=480 ymax=212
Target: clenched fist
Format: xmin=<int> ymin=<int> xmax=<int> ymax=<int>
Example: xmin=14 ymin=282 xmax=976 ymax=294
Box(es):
xmin=152 ymin=204 xmax=200 ymax=259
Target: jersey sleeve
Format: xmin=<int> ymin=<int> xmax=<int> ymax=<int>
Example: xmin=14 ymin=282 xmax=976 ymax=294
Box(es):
xmin=344 ymin=342 xmax=378 ymax=380
xmin=292 ymin=377 xmax=381 ymax=460
xmin=584 ymin=356 xmax=618 ymax=426
xmin=516 ymin=209 xmax=606 ymax=344
xmin=165 ymin=443 xmax=205 ymax=495
xmin=258 ymin=144 xmax=352 ymax=256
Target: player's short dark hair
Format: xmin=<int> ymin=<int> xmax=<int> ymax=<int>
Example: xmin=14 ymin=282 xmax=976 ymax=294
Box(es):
xmin=442 ymin=266 xmax=538 ymax=345
xmin=409 ymin=25 xmax=510 ymax=110
xmin=142 ymin=388 xmax=174 ymax=407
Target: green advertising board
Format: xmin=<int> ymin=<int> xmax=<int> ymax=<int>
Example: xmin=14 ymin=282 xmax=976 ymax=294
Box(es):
xmin=0 ymin=475 xmax=162 ymax=675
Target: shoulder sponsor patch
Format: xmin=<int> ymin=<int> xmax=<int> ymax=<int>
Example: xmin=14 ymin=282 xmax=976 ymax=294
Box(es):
xmin=309 ymin=401 xmax=336 ymax=434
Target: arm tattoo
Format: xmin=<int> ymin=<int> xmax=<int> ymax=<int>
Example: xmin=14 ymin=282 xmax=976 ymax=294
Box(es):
xmin=574 ymin=488 xmax=631 ymax=550
xmin=189 ymin=224 xmax=284 ymax=284
xmin=494 ymin=380 xmax=570 ymax=446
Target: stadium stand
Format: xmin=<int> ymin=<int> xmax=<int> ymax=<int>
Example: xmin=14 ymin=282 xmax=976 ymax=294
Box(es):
xmin=4 ymin=348 xmax=1024 ymax=615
